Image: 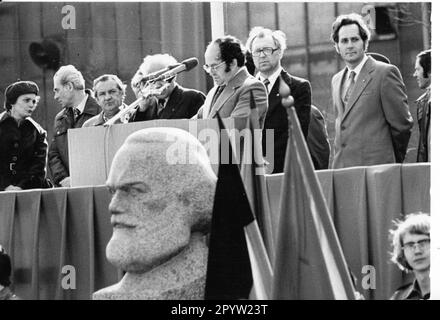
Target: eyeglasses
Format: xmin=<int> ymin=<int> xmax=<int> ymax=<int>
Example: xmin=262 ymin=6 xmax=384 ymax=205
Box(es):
xmin=252 ymin=47 xmax=280 ymax=57
xmin=403 ymin=239 xmax=430 ymax=251
xmin=203 ymin=61 xmax=226 ymax=73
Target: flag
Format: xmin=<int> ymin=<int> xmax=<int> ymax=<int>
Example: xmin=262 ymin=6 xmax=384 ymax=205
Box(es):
xmin=272 ymin=83 xmax=357 ymax=299
xmin=204 ymin=114 xmax=272 ymax=300
xmin=240 ymin=90 xmax=275 ymax=263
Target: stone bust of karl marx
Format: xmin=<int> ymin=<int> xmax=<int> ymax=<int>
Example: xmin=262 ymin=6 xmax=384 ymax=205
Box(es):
xmin=93 ymin=127 xmax=216 ymax=299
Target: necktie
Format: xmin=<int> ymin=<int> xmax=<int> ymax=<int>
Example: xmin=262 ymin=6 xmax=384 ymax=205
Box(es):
xmin=210 ymin=85 xmax=225 ymax=112
xmin=73 ymin=108 xmax=81 ymax=121
xmin=157 ymin=99 xmax=166 ymax=117
xmin=68 ymin=107 xmax=78 ymax=125
xmin=263 ymin=78 xmax=270 ymax=93
xmin=343 ymin=71 xmax=356 ymax=106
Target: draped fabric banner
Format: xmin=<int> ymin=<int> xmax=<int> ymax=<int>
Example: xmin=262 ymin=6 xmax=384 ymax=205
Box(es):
xmin=0 ymin=164 xmax=430 ymax=300
xmin=267 ymin=163 xmax=430 ymax=300
xmin=0 ymin=187 xmax=118 ymax=300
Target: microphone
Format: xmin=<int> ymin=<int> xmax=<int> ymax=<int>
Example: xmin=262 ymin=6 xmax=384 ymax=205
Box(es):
xmin=155 ymin=57 xmax=199 ymax=81
xmin=138 ymin=63 xmax=180 ymax=84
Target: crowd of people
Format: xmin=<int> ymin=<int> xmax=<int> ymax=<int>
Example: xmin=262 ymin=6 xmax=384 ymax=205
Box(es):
xmin=0 ymin=13 xmax=432 ymax=299
xmin=0 ymin=13 xmax=431 ymax=191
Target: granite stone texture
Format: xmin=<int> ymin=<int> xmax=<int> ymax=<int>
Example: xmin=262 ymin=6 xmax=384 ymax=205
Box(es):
xmin=93 ymin=127 xmax=216 ymax=300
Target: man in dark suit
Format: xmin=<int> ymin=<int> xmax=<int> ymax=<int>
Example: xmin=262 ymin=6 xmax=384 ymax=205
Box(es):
xmin=330 ymin=13 xmax=413 ymax=169
xmin=49 ymin=65 xmax=100 ymax=187
xmin=307 ymin=105 xmax=330 ymax=170
xmin=413 ymin=49 xmax=431 ymax=162
xmin=246 ymin=27 xmax=311 ymax=173
xmin=130 ymin=54 xmax=205 ymax=122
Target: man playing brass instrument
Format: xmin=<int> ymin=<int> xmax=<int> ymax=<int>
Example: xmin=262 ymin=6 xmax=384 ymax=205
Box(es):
xmin=130 ymin=54 xmax=205 ymax=121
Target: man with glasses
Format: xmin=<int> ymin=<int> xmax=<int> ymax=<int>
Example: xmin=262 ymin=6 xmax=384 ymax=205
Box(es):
xmin=195 ymin=35 xmax=267 ymax=131
xmin=246 ymin=27 xmax=311 ymax=173
xmin=130 ymin=54 xmax=205 ymax=122
xmin=390 ymin=212 xmax=430 ymax=299
xmin=83 ymin=74 xmax=129 ymax=127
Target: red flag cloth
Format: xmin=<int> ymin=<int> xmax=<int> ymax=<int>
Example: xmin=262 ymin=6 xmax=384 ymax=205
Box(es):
xmin=204 ymin=115 xmax=254 ymax=300
xmin=240 ymin=90 xmax=275 ymax=263
xmin=272 ymin=105 xmax=357 ymax=299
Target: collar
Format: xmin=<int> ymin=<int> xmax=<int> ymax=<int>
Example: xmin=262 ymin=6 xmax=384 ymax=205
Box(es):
xmin=346 ymin=54 xmax=368 ymax=82
xmin=0 ymin=111 xmax=36 ymax=128
xmin=416 ymin=86 xmax=431 ymax=103
xmin=74 ymin=93 xmax=88 ymax=114
xmin=400 ymin=278 xmax=430 ymax=300
xmin=160 ymin=86 xmax=176 ymax=107
xmin=0 ymin=111 xmax=10 ymax=123
xmin=256 ymin=66 xmax=282 ymax=93
xmin=225 ymin=66 xmax=247 ymax=87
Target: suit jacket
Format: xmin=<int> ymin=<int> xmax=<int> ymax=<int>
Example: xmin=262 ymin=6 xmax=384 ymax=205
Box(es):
xmin=48 ymin=90 xmax=100 ymax=185
xmin=131 ymin=84 xmax=205 ymax=122
xmin=196 ymin=67 xmax=267 ymax=131
xmin=416 ymin=88 xmax=430 ymax=162
xmin=263 ymin=70 xmax=311 ymax=173
xmin=307 ymin=105 xmax=330 ymax=170
xmin=331 ymin=57 xmax=413 ymax=169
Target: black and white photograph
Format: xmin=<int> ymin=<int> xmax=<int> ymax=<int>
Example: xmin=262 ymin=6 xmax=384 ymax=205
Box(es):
xmin=0 ymin=0 xmax=436 ymax=305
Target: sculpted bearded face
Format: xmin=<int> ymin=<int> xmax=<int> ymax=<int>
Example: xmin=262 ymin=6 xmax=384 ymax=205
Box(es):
xmin=105 ymin=128 xmax=216 ymax=273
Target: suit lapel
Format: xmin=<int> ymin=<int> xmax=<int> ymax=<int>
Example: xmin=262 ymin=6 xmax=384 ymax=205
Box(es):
xmin=160 ymin=85 xmax=181 ymax=118
xmin=342 ymin=57 xmax=374 ymax=121
xmin=333 ymin=70 xmax=345 ymax=118
xmin=266 ymin=76 xmax=281 ymax=118
xmin=209 ymin=84 xmax=235 ymax=117
xmin=203 ymin=87 xmax=216 ymax=118
xmin=208 ymin=68 xmax=248 ymax=118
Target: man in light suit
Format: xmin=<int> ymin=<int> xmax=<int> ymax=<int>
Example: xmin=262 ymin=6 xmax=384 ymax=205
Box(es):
xmin=246 ymin=27 xmax=312 ymax=173
xmin=195 ymin=35 xmax=267 ymax=131
xmin=330 ymin=13 xmax=413 ymax=169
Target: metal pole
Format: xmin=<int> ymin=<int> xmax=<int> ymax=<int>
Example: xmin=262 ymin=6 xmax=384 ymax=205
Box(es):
xmin=421 ymin=2 xmax=431 ymax=50
xmin=210 ymin=2 xmax=225 ymax=41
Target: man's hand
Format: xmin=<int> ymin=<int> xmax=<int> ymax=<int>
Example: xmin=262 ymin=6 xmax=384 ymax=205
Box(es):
xmin=5 ymin=185 xmax=22 ymax=191
xmin=137 ymin=96 xmax=157 ymax=112
xmin=60 ymin=176 xmax=71 ymax=188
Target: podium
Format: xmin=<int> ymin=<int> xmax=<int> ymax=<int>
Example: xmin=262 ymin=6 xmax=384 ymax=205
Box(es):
xmin=68 ymin=118 xmax=238 ymax=187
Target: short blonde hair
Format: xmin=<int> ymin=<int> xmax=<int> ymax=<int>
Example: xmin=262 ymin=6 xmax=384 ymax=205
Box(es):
xmin=246 ymin=26 xmax=287 ymax=54
xmin=389 ymin=212 xmax=430 ymax=272
xmin=54 ymin=65 xmax=85 ymax=90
